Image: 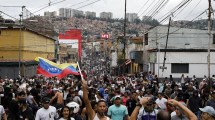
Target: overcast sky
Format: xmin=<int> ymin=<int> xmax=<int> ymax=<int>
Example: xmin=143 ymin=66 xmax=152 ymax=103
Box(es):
xmin=0 ymin=0 xmax=214 ymax=23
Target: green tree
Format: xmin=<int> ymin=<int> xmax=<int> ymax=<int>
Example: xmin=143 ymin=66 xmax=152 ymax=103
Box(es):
xmin=134 ymin=18 xmax=141 ymax=24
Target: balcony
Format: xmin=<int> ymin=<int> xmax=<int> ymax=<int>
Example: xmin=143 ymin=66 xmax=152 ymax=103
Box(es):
xmin=130 ymin=51 xmax=143 ymax=64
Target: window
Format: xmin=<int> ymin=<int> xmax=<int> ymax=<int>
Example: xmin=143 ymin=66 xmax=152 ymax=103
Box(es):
xmin=213 ymin=34 xmax=215 ymax=44
xmin=171 ymin=63 xmax=189 ymax=73
xmin=145 ymin=33 xmax=148 ymax=45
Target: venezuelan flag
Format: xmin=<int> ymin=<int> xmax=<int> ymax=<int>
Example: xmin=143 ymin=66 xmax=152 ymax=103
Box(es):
xmin=35 ymin=57 xmax=80 ymax=79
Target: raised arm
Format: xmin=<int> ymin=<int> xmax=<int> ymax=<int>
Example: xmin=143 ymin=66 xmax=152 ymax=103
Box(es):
xmin=82 ymin=79 xmax=95 ymax=120
xmin=167 ymin=99 xmax=197 ymax=120
xmin=130 ymin=97 xmax=151 ymax=120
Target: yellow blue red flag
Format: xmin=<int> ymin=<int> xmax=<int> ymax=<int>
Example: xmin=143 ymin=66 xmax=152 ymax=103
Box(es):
xmin=35 ymin=57 xmax=79 ymax=79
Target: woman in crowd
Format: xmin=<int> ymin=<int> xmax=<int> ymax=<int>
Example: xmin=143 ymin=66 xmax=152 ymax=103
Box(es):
xmin=59 ymin=106 xmax=74 ymax=120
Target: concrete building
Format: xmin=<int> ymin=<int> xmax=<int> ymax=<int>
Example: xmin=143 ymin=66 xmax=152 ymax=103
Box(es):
xmin=59 ymin=8 xmax=66 ymax=17
xmin=126 ymin=13 xmax=138 ymax=22
xmin=44 ymin=11 xmax=57 ymax=17
xmin=85 ymin=11 xmax=96 ymax=18
xmin=126 ymin=37 xmax=144 ymax=74
xmin=71 ymin=9 xmax=84 ymax=17
xmin=0 ymin=26 xmax=56 ymax=78
xmin=59 ymin=8 xmax=72 ymax=18
xmin=65 ymin=8 xmax=71 ymax=18
xmin=100 ymin=12 xmax=113 ymax=19
xmin=144 ymin=26 xmax=215 ymax=78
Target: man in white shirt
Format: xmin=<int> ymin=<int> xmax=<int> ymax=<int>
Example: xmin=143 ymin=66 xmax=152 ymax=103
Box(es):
xmin=155 ymin=93 xmax=167 ymax=110
xmin=0 ymin=105 xmax=7 ymax=120
xmin=35 ymin=97 xmax=59 ymax=120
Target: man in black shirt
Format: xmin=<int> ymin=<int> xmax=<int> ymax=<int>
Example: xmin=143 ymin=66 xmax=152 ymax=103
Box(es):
xmin=8 ymin=92 xmax=20 ymax=120
xmin=126 ymin=91 xmax=137 ymax=116
xmin=18 ymin=98 xmax=34 ymax=120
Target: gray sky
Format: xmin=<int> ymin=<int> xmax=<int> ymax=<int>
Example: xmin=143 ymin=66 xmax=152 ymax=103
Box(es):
xmin=0 ymin=0 xmax=214 ymax=23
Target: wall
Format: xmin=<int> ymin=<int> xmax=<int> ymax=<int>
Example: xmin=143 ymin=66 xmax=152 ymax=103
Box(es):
xmin=154 ymin=52 xmax=215 ymax=78
xmin=147 ymin=26 xmax=215 ymax=50
xmin=0 ymin=28 xmax=56 ymax=78
xmin=0 ymin=29 xmax=55 ymax=61
xmin=23 ymin=30 xmax=55 ymax=60
xmin=0 ymin=29 xmax=21 ymax=60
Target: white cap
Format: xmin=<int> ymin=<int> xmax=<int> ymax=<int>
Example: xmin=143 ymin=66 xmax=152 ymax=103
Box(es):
xmin=199 ymin=106 xmax=215 ymax=117
xmin=53 ymin=88 xmax=59 ymax=91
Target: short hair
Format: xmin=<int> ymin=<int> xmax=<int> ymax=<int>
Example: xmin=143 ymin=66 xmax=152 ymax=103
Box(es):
xmin=157 ymin=110 xmax=171 ymax=120
xmin=97 ymin=99 xmax=106 ymax=105
xmin=157 ymin=92 xmax=163 ymax=96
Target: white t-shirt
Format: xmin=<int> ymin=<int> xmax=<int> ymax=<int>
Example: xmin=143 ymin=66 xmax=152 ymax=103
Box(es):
xmin=59 ymin=117 xmax=75 ymax=120
xmin=78 ymin=90 xmax=83 ymax=98
xmin=120 ymin=87 xmax=125 ymax=94
xmin=0 ymin=105 xmax=5 ymax=120
xmin=155 ymin=98 xmax=167 ymax=110
xmin=93 ymin=113 xmax=110 ymax=120
xmin=35 ymin=106 xmax=59 ymax=120
xmin=63 ymin=91 xmax=69 ymax=100
xmin=171 ymin=111 xmax=176 ymax=117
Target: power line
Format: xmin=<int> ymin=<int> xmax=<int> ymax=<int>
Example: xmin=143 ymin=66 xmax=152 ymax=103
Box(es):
xmin=179 ymin=0 xmax=202 ymax=20
xmin=172 ymin=0 xmax=193 ymax=20
xmin=144 ymin=0 xmax=170 ymax=21
xmin=75 ymin=0 xmax=101 ymax=10
xmin=137 ymin=0 xmax=151 ymax=15
xmin=158 ymin=0 xmax=191 ymax=23
xmin=145 ymin=0 xmax=165 ymax=17
xmin=155 ymin=9 xmax=207 ymax=41
xmin=33 ymin=0 xmax=67 ymax=14
xmin=30 ymin=0 xmax=63 ymax=11
xmin=149 ymin=0 xmax=170 ymax=18
xmin=66 ymin=0 xmax=91 ymax=8
xmin=139 ymin=0 xmax=156 ymax=17
xmin=0 ymin=11 xmax=57 ymax=38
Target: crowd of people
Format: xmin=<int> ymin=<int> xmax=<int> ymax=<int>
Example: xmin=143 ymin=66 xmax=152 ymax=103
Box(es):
xmin=0 ymin=71 xmax=214 ymax=120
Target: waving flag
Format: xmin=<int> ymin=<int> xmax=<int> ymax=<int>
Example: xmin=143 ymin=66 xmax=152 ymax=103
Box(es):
xmin=35 ymin=57 xmax=80 ymax=79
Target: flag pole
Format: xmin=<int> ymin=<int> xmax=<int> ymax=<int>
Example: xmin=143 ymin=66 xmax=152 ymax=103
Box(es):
xmin=77 ymin=61 xmax=84 ymax=80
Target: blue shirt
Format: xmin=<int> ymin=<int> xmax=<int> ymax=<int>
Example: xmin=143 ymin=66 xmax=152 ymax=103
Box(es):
xmin=107 ymin=104 xmax=128 ymax=120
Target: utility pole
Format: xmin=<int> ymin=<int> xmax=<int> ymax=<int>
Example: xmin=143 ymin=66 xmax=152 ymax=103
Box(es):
xmin=162 ymin=17 xmax=171 ymax=72
xmin=19 ymin=14 xmax=22 ymax=76
xmin=207 ymin=0 xmax=212 ymax=90
xmin=18 ymin=6 xmax=25 ymax=77
xmin=156 ymin=28 xmax=160 ymax=77
xmin=123 ymin=0 xmax=127 ymax=75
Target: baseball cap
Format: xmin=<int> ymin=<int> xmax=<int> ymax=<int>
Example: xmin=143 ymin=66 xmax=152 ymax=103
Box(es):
xmin=199 ymin=106 xmax=215 ymax=117
xmin=115 ymin=95 xmax=121 ymax=99
xmin=113 ymin=95 xmax=121 ymax=101
xmin=42 ymin=97 xmax=50 ymax=104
